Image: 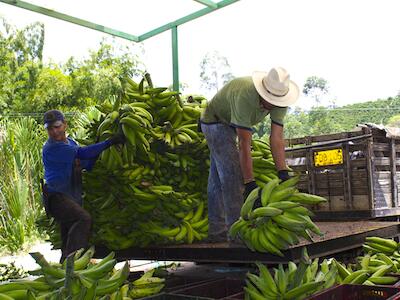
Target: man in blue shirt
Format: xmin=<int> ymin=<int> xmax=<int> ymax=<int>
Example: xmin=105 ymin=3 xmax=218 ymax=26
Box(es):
xmin=42 ymin=110 xmax=124 ymax=262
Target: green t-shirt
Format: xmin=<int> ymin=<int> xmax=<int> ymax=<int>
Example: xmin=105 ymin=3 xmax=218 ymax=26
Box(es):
xmin=201 ymin=77 xmax=287 ymax=130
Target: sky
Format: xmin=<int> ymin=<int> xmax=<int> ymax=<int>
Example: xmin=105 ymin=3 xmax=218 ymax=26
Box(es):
xmin=1 ymin=0 xmax=400 ymax=108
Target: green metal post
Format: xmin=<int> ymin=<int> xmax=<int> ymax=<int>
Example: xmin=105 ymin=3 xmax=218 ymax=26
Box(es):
xmin=172 ymin=26 xmax=179 ymax=92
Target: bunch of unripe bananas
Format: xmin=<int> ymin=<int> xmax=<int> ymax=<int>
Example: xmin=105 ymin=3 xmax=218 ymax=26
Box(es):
xmin=229 ymin=178 xmax=327 ymax=256
xmin=0 ymin=247 xmax=164 ymax=299
xmin=333 ymin=236 xmax=400 ymax=286
xmin=0 ymin=262 xmax=28 ymax=282
xmin=245 ymin=248 xmax=337 ymax=300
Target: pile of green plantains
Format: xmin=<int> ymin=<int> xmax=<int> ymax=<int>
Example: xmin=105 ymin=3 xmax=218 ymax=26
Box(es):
xmin=0 ymin=262 xmax=28 ymax=282
xmin=80 ymin=76 xmax=209 ymax=249
xmin=245 ymin=237 xmax=400 ymax=299
xmin=245 ymin=248 xmax=337 ymax=300
xmin=0 ymin=247 xmax=164 ymax=299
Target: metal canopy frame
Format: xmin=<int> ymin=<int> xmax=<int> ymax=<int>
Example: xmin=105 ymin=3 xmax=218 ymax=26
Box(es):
xmin=0 ymin=0 xmax=240 ymax=91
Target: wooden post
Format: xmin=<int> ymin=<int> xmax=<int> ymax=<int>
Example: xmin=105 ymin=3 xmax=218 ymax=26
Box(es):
xmin=344 ymin=142 xmax=353 ymax=209
xmin=390 ymin=138 xmax=398 ymax=207
xmin=305 ymin=136 xmax=316 ymax=195
xmin=364 ymin=127 xmax=375 ymax=210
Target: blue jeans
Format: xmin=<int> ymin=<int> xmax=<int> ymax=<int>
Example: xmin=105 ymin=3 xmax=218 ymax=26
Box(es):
xmin=201 ymin=123 xmax=243 ymax=237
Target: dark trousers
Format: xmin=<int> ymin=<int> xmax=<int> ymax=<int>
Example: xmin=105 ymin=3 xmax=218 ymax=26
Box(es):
xmin=47 ymin=193 xmax=92 ymax=261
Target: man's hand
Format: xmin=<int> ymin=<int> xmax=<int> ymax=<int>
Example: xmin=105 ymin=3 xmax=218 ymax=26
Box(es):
xmin=244 ymin=181 xmax=258 ymax=200
xmin=108 ymin=133 xmax=126 ymax=145
xmin=278 ymin=170 xmax=291 ymax=182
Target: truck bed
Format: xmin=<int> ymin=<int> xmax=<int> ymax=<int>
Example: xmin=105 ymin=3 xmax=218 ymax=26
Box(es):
xmin=94 ymin=221 xmax=400 ymax=264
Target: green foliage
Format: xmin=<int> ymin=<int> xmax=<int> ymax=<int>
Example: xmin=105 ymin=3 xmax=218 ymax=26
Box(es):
xmin=0 ymin=117 xmax=47 ymax=254
xmin=387 ymin=114 xmax=400 ymax=127
xmin=63 ymin=40 xmax=144 ymax=106
xmin=0 ymin=18 xmax=44 ymax=113
xmin=254 ymin=96 xmax=400 ymax=140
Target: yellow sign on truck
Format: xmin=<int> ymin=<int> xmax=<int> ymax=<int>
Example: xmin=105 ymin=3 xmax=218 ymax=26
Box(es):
xmin=313 ymin=148 xmax=343 ymax=167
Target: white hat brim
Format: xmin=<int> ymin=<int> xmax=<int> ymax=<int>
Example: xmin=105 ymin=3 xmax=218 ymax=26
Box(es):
xmin=252 ymin=71 xmax=300 ymax=107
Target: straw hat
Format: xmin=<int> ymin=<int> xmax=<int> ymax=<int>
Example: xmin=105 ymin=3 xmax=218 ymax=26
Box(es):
xmin=252 ymin=67 xmax=299 ymax=107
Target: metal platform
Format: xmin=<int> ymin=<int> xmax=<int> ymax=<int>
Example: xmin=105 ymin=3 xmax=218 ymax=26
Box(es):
xmin=313 ymin=209 xmax=400 ymax=221
xmin=94 ymin=221 xmax=400 ymax=264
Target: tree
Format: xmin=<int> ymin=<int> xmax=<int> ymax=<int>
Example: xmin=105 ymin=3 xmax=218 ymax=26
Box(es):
xmin=63 ymin=39 xmax=145 ymax=106
xmin=199 ymin=51 xmax=234 ymax=94
xmin=0 ymin=16 xmax=144 ymax=114
xmin=284 ymin=108 xmax=312 ymax=139
xmin=386 ymin=114 xmax=400 ymax=127
xmin=302 ymin=76 xmax=329 ymax=105
xmin=0 ymin=17 xmax=44 ymax=113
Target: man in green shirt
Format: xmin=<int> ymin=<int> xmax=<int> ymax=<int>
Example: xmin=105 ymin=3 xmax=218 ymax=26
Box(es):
xmin=200 ymin=67 xmax=299 ymax=242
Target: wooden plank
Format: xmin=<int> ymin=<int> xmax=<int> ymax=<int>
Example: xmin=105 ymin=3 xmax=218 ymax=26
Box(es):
xmin=373 ymin=143 xmax=390 ymax=152
xmin=285 ymin=134 xmax=372 ymax=153
xmin=311 ymin=131 xmax=365 ymax=143
xmin=285 ymin=136 xmax=307 ymax=147
xmin=352 ymin=181 xmax=369 ymax=189
xmin=328 ymin=195 xmax=346 ymax=210
xmin=315 ymin=172 xmax=343 ymax=181
xmin=315 ymin=188 xmax=345 ymax=196
xmin=352 ymin=195 xmax=371 ymax=210
xmin=374 ymin=157 xmax=391 ymax=166
xmin=314 ymin=181 xmax=344 ymax=189
xmin=350 ymin=158 xmax=367 ymax=168
xmin=373 ymin=157 xmax=400 ymax=167
xmin=372 ymin=171 xmax=391 ymax=180
xmin=390 ymin=139 xmax=398 ymax=207
xmin=285 ymin=130 xmax=365 ymax=146
xmin=351 ymin=169 xmax=368 ymax=176
xmin=349 ymin=144 xmax=367 ymax=153
xmin=352 ymin=188 xmax=370 ymax=195
xmin=352 ymin=180 xmax=369 ymax=188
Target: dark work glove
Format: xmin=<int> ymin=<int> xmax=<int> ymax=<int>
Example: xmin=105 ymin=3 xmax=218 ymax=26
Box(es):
xmin=244 ymin=181 xmax=262 ymax=209
xmin=278 ymin=170 xmax=291 ymax=182
xmin=244 ymin=181 xmax=258 ymax=199
xmin=197 ymin=119 xmax=203 ymax=133
xmin=108 ymin=133 xmax=126 ymax=145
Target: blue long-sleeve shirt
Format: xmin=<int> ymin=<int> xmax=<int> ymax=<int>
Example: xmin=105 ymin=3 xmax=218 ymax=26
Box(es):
xmin=42 ymin=137 xmax=111 ymax=205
